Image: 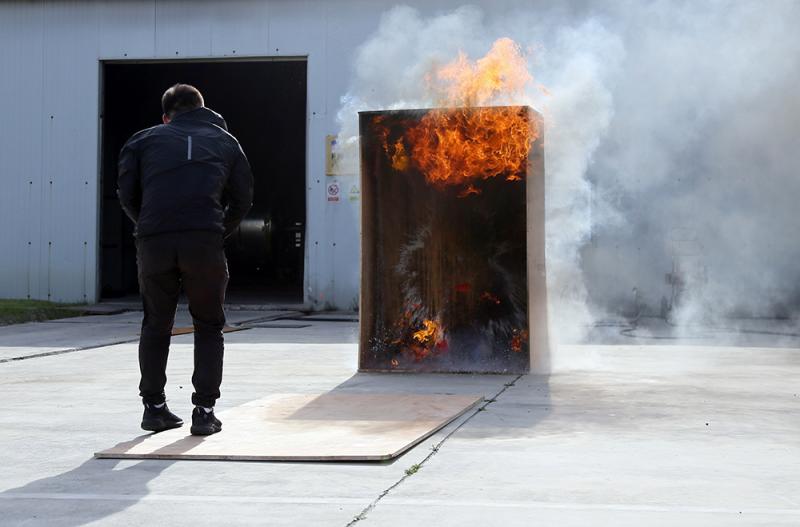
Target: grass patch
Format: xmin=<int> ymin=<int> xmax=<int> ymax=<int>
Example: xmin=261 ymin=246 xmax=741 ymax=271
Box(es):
xmin=405 ymin=463 xmax=421 ymax=476
xmin=0 ymin=299 xmax=85 ymax=326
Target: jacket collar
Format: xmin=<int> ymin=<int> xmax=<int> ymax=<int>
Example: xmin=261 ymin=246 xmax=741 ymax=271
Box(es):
xmin=171 ymin=107 xmax=228 ymax=131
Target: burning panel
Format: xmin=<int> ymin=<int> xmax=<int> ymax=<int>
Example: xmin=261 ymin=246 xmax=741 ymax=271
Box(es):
xmin=359 ymin=106 xmax=545 ymax=374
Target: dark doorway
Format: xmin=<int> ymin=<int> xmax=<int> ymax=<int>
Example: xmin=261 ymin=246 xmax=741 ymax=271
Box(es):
xmin=100 ymin=59 xmax=307 ymax=303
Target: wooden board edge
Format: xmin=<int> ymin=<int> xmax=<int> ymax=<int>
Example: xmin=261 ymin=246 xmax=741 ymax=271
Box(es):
xmin=93 ymin=395 xmax=484 ymax=462
xmin=386 ymin=395 xmax=484 ymax=459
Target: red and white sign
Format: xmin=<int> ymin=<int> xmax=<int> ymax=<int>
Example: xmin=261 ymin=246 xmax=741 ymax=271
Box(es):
xmin=327 ymin=181 xmax=340 ymax=202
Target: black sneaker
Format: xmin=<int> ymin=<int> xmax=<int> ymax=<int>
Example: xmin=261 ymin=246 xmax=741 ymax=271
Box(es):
xmin=141 ymin=403 xmax=183 ymax=433
xmin=191 ymin=407 xmax=222 ymax=436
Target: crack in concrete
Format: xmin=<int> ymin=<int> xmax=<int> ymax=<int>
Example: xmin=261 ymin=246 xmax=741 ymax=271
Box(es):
xmin=0 ymin=338 xmax=143 ymax=364
xmin=345 ymin=373 xmax=524 ymax=526
xmin=0 ymin=312 xmax=301 ymax=365
xmin=0 ymin=315 xmax=299 ymax=365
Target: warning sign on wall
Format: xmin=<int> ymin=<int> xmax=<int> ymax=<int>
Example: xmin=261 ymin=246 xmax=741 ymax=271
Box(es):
xmin=327 ymin=181 xmax=340 ymax=202
xmin=325 ymin=135 xmax=340 ymax=176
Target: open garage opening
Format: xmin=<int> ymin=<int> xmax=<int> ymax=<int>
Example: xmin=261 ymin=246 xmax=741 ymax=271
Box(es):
xmin=100 ymin=59 xmax=307 ymax=304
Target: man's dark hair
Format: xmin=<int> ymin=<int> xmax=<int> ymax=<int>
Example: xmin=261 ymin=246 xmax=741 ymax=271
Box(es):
xmin=161 ymin=83 xmax=204 ymax=118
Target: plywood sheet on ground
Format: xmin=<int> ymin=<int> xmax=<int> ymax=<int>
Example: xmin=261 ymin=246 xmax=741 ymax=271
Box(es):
xmin=95 ymin=393 xmax=482 ymax=461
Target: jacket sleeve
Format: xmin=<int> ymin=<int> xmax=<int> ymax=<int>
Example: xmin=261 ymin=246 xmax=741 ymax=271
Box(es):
xmin=223 ymin=143 xmax=254 ymax=237
xmin=117 ymin=139 xmax=142 ymax=224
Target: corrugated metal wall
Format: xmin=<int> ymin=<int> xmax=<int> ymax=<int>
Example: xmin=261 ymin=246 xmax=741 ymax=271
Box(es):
xmin=0 ymin=2 xmax=99 ymax=303
xmin=0 ymin=0 xmax=403 ymax=307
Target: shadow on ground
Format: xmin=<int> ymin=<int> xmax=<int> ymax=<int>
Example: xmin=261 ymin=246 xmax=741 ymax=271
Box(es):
xmin=326 ymin=370 xmax=554 ymax=445
xmin=0 ymin=458 xmax=173 ymax=526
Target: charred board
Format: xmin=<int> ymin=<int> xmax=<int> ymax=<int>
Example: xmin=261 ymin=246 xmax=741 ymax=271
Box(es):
xmin=359 ymin=106 xmax=545 ymax=374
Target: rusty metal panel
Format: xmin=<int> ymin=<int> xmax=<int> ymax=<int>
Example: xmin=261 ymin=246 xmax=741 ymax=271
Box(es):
xmin=359 ymin=106 xmax=545 ymax=373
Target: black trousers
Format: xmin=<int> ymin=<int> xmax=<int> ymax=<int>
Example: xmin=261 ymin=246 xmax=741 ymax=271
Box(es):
xmin=136 ymin=231 xmax=229 ymax=408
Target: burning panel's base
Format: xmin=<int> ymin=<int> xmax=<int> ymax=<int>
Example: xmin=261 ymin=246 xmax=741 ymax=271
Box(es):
xmin=95 ymin=392 xmax=482 ymax=462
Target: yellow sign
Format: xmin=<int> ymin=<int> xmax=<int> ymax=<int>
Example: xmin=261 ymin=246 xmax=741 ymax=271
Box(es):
xmin=325 ymin=134 xmax=339 ymax=176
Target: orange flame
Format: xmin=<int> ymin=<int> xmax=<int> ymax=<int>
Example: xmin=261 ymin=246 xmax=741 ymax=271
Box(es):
xmin=430 ymin=37 xmax=532 ymax=107
xmin=404 ymin=38 xmax=537 ymax=187
xmin=407 ymin=107 xmax=534 ymax=187
xmin=390 ymin=138 xmax=410 ymax=171
xmin=413 ymin=319 xmax=439 ymax=344
xmin=457 ymin=184 xmax=482 ymax=198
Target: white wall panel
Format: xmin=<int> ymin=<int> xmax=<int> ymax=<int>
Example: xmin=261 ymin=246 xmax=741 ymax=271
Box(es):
xmin=209 ymin=1 xmax=270 ymax=57
xmin=40 ymin=1 xmax=100 ymax=302
xmin=154 ymin=0 xmax=213 ymax=58
xmin=0 ymin=3 xmax=45 ymax=300
xmin=97 ymin=1 xmax=156 ymax=59
xmin=316 ymin=1 xmax=387 ymax=311
xmin=266 ymin=0 xmax=325 ymax=57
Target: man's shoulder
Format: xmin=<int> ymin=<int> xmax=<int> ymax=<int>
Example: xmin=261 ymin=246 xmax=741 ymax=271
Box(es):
xmin=193 ymin=122 xmax=243 ymax=154
xmin=125 ymin=124 xmax=169 ymax=146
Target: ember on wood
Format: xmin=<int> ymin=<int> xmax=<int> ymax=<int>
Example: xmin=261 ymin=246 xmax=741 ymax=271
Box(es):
xmin=359 ymin=105 xmax=546 ymax=373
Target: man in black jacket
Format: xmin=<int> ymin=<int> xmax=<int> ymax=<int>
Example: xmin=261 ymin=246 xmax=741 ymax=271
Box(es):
xmin=118 ymin=84 xmax=253 ymax=436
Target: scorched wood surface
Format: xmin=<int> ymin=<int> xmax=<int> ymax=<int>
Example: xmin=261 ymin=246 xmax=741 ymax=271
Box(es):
xmin=359 ymin=106 xmax=544 ymax=374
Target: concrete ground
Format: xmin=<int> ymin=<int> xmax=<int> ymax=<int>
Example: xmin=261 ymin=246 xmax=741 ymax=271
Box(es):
xmin=0 ymin=311 xmax=798 ymax=526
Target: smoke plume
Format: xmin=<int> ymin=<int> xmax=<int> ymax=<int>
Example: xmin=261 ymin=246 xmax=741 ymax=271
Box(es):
xmin=337 ymin=2 xmax=800 ymax=352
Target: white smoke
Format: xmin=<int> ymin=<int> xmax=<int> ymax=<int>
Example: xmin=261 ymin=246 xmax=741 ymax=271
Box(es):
xmin=337 ymin=1 xmax=800 ymax=353
xmin=583 ymin=0 xmax=800 ymax=329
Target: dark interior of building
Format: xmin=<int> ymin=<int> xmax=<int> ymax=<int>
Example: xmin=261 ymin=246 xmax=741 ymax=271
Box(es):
xmin=100 ymin=59 xmax=307 ymax=304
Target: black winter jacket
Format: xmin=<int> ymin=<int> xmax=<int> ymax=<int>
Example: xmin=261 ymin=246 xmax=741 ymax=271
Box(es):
xmin=117 ymin=107 xmax=254 ymax=238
